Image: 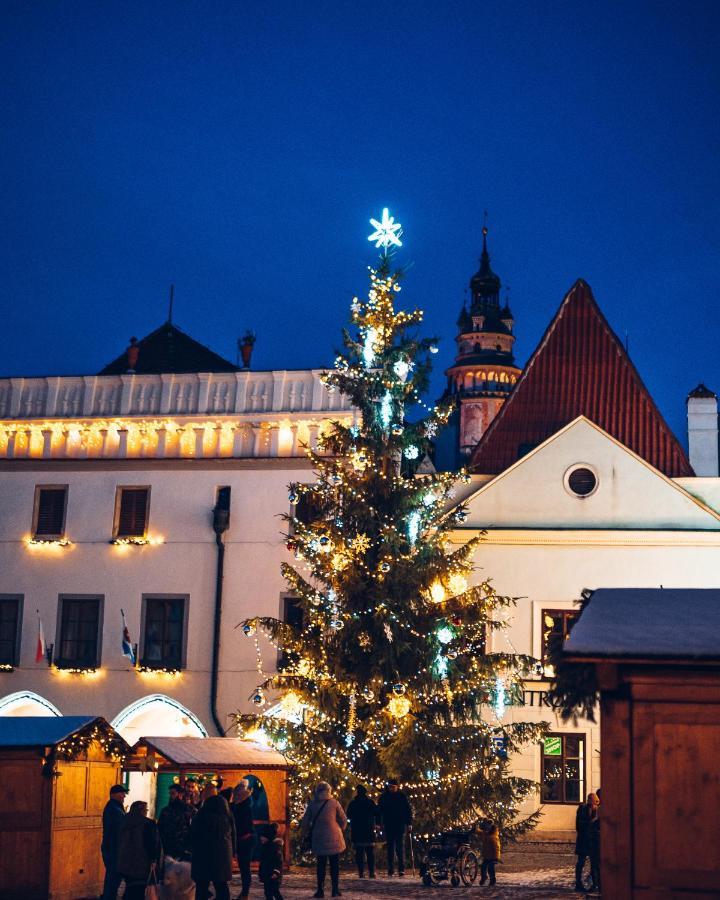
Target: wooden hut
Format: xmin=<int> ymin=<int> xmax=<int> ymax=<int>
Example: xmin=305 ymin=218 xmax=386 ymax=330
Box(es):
xmin=126 ymin=736 xmax=291 ymax=859
xmin=563 ymin=588 xmax=720 ymax=899
xmin=0 ymin=715 xmax=130 ymax=900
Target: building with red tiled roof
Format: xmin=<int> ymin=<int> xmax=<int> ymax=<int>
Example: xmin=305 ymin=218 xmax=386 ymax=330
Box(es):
xmin=469 ymin=279 xmax=693 ymax=477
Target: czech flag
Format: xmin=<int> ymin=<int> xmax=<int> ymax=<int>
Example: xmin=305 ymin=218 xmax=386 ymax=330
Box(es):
xmin=121 ymin=609 xmax=136 ymax=665
xmin=35 ymin=611 xmax=46 ymax=664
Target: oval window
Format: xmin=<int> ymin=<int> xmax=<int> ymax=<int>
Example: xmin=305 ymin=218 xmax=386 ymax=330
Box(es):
xmin=567 ymin=467 xmax=597 ymax=497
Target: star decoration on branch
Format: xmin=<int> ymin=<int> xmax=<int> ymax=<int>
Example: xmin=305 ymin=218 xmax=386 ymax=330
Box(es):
xmin=368 ymin=207 xmax=403 ymax=249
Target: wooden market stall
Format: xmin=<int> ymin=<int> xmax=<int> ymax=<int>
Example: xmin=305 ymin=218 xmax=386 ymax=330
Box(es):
xmin=563 ymin=588 xmax=720 ymax=900
xmin=126 ymin=736 xmax=291 ymax=861
xmin=0 ymin=715 xmax=130 ymax=900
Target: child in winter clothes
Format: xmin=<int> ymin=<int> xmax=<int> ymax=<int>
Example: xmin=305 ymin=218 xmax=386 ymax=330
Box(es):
xmin=258 ymin=823 xmax=284 ymax=900
xmin=480 ymin=820 xmax=501 ymax=886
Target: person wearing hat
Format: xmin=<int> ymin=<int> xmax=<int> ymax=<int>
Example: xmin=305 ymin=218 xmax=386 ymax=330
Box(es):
xmin=378 ymin=779 xmax=412 ymax=877
xmin=258 ymin=822 xmax=285 ymax=900
xmin=232 ymin=779 xmax=255 ymax=899
xmin=101 ymin=783 xmax=128 ymax=900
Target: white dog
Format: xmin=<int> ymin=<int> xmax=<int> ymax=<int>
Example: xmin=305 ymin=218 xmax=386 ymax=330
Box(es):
xmin=163 ymin=856 xmax=195 ymax=900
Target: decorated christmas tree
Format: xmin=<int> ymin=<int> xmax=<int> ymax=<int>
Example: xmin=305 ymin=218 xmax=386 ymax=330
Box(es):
xmin=238 ymin=212 xmax=545 ymax=837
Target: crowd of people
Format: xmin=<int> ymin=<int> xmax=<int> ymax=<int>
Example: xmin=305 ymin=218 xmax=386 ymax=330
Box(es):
xmin=101 ymin=779 xmax=283 ymax=900
xmin=100 ymin=776 xmax=536 ymax=898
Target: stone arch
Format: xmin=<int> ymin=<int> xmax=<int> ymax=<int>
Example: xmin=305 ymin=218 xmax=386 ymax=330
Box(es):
xmin=111 ymin=694 xmax=207 ymax=744
xmin=0 ymin=690 xmax=61 ymax=717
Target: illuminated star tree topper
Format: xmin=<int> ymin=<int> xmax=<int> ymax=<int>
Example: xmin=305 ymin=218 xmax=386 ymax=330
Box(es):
xmin=368 ymin=207 xmax=403 ymax=250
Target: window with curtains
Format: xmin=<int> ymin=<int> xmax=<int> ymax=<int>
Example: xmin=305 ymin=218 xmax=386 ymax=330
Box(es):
xmin=114 ymin=487 xmax=150 ymax=538
xmin=33 ymin=486 xmax=68 ymax=538
xmin=56 ymin=596 xmax=102 ymax=669
xmin=141 ymin=596 xmax=187 ymax=669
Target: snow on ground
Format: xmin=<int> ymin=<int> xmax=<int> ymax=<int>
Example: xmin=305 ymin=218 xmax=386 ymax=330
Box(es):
xmin=232 ymin=843 xmax=594 ymax=899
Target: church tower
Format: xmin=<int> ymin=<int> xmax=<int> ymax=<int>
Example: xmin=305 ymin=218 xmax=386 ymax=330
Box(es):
xmin=445 ymin=226 xmax=521 ymax=456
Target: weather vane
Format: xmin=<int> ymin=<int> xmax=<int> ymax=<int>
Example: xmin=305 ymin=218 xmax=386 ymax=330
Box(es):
xmin=368 ymin=207 xmax=403 ymax=250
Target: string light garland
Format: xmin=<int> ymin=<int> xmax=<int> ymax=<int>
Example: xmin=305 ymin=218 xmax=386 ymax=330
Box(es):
xmin=238 ymin=227 xmax=547 ymax=838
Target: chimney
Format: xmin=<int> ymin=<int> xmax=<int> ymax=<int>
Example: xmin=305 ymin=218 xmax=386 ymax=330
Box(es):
xmin=687 ymin=384 xmax=719 ymax=476
xmin=126 ymin=337 xmax=140 ymax=373
xmin=238 ymin=331 xmax=256 ymax=369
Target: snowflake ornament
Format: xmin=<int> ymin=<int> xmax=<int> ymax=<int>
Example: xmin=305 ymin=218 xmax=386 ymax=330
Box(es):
xmin=368 ymin=208 xmax=403 ymax=250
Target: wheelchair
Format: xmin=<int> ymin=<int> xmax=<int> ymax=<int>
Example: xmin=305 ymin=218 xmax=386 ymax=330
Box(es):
xmin=419 ymin=828 xmax=480 ymax=887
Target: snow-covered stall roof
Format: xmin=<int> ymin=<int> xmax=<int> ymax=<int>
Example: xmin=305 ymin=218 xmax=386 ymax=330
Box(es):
xmin=129 ymin=736 xmax=289 ymax=770
xmin=564 ymin=588 xmax=720 ymax=660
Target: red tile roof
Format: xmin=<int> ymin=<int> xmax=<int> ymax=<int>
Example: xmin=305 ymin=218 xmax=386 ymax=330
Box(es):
xmin=470 ymin=279 xmax=693 ymax=477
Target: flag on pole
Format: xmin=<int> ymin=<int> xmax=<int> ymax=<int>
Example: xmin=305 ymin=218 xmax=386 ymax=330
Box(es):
xmin=121 ymin=609 xmax=136 ymax=665
xmin=35 ymin=611 xmax=46 ymax=664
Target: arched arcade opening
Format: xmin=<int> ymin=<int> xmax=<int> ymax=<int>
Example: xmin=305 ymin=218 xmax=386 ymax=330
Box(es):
xmin=111 ymin=694 xmax=207 ymax=811
xmin=0 ymin=691 xmax=61 ymax=717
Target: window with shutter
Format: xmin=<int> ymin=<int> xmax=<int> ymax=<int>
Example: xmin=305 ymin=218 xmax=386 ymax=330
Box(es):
xmin=56 ymin=596 xmax=102 ymax=669
xmin=0 ymin=596 xmax=22 ymax=666
xmin=116 ymin=488 xmax=150 ymax=538
xmin=33 ymin=486 xmax=68 ymax=537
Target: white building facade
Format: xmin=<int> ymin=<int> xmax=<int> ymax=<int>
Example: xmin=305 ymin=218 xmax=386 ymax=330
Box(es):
xmin=0 ymin=365 xmax=354 ymax=746
xmin=2 ymin=271 xmax=719 ymax=837
xmin=454 ymin=416 xmax=720 ymax=832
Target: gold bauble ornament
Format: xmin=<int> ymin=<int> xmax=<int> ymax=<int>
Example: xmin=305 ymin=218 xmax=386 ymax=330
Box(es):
xmin=448 ymin=573 xmax=468 ymax=596
xmin=387 ymin=695 xmax=411 ymax=719
xmin=279 ymin=690 xmax=303 ymax=717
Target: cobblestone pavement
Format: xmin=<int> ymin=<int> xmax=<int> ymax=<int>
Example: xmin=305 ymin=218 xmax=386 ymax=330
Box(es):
xmin=233 ymin=844 xmax=594 ymax=900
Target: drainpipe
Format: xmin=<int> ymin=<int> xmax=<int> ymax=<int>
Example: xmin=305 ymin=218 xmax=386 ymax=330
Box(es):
xmin=210 ymin=489 xmax=231 ymax=735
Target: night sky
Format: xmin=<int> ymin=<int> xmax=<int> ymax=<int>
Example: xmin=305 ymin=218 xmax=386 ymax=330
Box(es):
xmin=1 ymin=1 xmax=718 ymax=445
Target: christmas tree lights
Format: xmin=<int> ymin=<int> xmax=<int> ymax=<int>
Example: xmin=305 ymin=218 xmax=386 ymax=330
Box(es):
xmin=238 ymin=228 xmax=545 ymax=837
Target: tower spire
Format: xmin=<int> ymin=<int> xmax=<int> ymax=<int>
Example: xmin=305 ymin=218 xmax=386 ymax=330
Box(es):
xmin=444 ymin=223 xmax=521 ymax=459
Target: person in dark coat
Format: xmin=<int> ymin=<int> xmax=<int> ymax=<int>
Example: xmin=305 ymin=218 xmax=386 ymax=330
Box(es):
xmin=232 ymin=779 xmax=255 ymax=899
xmin=191 ymin=789 xmax=237 ymax=900
xmin=589 ymin=797 xmax=601 ymax=893
xmin=258 ymin=822 xmax=284 ymax=900
xmin=575 ymin=793 xmax=600 ymax=891
xmin=116 ymin=800 xmax=162 ymax=900
xmin=158 ymin=784 xmax=195 ymax=861
xmin=100 ymin=783 xmax=128 ymax=900
xmin=378 ymin=780 xmax=412 ymax=877
xmin=346 ymin=785 xmax=379 ymax=878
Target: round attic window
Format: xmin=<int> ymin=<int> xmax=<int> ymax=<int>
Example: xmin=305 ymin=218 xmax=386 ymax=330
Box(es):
xmin=565 ymin=465 xmax=598 ymax=498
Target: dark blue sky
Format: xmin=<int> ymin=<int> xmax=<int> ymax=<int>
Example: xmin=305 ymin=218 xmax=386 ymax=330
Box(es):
xmin=1 ymin=1 xmax=718 ymax=445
